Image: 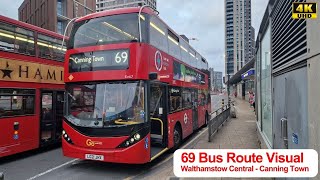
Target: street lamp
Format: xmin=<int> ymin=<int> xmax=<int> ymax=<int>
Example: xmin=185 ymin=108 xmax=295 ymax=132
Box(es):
xmin=189 ymin=38 xmax=199 ymax=41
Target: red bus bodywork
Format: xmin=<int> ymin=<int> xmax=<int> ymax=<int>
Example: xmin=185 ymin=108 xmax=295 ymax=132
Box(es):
xmin=63 ymin=7 xmax=211 ymax=164
xmin=0 ymin=15 xmax=67 ymax=158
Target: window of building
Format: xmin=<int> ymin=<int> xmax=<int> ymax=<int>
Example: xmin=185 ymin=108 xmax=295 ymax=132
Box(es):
xmin=260 ymin=24 xmax=272 ymax=146
xmin=0 ymin=89 xmax=35 ymax=118
xmin=57 ymin=0 xmax=63 ymax=15
xmin=57 ymin=20 xmax=64 ymax=35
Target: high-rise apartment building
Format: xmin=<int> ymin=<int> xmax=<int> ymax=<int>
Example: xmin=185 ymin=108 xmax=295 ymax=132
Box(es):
xmin=224 ymin=0 xmax=255 ymax=76
xmin=18 ymin=0 xmax=96 ymax=35
xmin=209 ymin=67 xmax=215 ymax=91
xmin=225 ymin=0 xmax=235 ymax=75
xmin=213 ymin=71 xmax=223 ymax=91
xmin=96 ymin=0 xmax=157 ymax=12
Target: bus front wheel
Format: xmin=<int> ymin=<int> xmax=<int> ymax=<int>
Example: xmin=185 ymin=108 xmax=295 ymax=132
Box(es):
xmin=173 ymin=124 xmax=182 ymax=151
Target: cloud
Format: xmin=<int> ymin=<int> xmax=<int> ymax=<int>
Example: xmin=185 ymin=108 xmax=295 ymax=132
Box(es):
xmin=0 ymin=0 xmax=23 ymax=20
xmin=158 ymin=0 xmax=268 ymax=76
xmin=0 ymin=0 xmax=269 ymax=76
xmin=252 ymin=0 xmax=269 ymax=39
xmin=158 ymin=0 xmax=225 ymax=72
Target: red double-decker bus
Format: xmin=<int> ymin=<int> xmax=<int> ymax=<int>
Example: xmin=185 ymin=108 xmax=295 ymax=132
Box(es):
xmin=63 ymin=7 xmax=210 ymax=164
xmin=0 ymin=15 xmax=67 ymax=158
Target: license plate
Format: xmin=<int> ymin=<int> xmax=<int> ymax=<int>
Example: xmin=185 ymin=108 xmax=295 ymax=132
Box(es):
xmin=85 ymin=154 xmax=104 ymax=161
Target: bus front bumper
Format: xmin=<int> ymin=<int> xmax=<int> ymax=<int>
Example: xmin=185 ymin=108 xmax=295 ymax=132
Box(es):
xmin=62 ymin=136 xmax=151 ymax=164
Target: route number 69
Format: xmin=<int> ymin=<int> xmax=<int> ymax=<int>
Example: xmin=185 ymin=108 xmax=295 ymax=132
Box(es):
xmin=115 ymin=51 xmax=128 ymax=63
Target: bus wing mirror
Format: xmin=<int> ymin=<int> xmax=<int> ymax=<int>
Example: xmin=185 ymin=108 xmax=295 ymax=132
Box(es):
xmin=149 ymin=73 xmax=158 ymax=80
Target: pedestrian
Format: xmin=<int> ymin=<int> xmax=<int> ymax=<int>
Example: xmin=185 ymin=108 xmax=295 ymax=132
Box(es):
xmin=250 ymin=92 xmax=256 ymax=112
xmin=252 ymin=93 xmax=256 ymax=111
xmin=249 ymin=91 xmax=254 ymax=107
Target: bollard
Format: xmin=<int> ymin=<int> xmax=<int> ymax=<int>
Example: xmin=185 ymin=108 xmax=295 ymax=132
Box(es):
xmin=221 ymin=99 xmax=225 ymax=110
xmin=0 ymin=172 xmax=4 ymax=180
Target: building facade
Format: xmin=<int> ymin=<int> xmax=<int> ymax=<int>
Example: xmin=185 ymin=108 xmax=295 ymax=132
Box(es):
xmin=224 ymin=0 xmax=255 ymax=76
xmin=213 ymin=71 xmax=223 ymax=92
xmin=18 ymin=0 xmax=96 ymax=35
xmin=254 ymin=1 xmax=320 ymax=176
xmin=209 ymin=68 xmax=215 ymax=92
xmin=96 ymin=0 xmax=157 ymax=12
xmin=225 ymin=0 xmax=234 ymax=75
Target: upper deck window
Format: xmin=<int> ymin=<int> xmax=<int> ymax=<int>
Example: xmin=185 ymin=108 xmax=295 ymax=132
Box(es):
xmin=38 ymin=34 xmax=66 ymax=61
xmin=149 ymin=16 xmax=168 ymax=53
xmin=68 ymin=13 xmax=148 ymax=49
xmin=0 ymin=21 xmax=35 ymax=56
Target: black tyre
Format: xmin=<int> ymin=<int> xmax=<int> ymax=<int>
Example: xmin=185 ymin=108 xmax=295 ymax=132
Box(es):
xmin=172 ymin=125 xmax=182 ymax=151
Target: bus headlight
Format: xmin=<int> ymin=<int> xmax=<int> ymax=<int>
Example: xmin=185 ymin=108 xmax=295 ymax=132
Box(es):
xmin=134 ymin=133 xmax=141 ymax=141
xmin=117 ymin=127 xmax=148 ymax=148
xmin=125 ymin=141 xmax=130 ymax=146
xmin=62 ymin=129 xmax=74 ymax=144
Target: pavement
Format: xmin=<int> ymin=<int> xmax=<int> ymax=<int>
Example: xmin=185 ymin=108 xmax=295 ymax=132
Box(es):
xmin=191 ymin=98 xmax=260 ymax=150
xmin=139 ymin=97 xmax=264 ymax=180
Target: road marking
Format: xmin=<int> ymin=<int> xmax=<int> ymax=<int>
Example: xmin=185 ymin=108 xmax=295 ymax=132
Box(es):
xmin=26 ymin=159 xmax=78 ymax=180
xmin=124 ymin=128 xmax=208 ymax=180
xmin=26 ymin=129 xmax=208 ymax=180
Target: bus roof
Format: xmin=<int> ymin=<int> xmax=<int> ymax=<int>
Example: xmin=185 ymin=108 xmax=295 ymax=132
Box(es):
xmin=0 ymin=15 xmax=67 ymax=40
xmin=73 ymin=7 xmax=208 ymax=69
xmin=76 ymin=7 xmax=156 ymax=23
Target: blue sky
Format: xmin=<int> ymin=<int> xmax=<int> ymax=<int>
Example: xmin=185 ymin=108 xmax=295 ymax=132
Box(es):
xmin=0 ymin=0 xmax=268 ymax=75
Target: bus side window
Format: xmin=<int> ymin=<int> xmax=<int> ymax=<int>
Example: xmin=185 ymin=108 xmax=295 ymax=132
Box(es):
xmin=150 ymin=16 xmax=168 ymax=53
xmin=0 ymin=22 xmax=35 ymax=55
xmin=37 ymin=34 xmax=65 ymax=61
xmin=169 ymin=87 xmax=182 ymax=113
xmin=0 ymin=92 xmax=35 ymax=117
xmin=15 ymin=27 xmax=35 ymax=56
xmin=37 ymin=38 xmax=52 ymax=59
xmin=182 ymin=88 xmax=192 ymax=109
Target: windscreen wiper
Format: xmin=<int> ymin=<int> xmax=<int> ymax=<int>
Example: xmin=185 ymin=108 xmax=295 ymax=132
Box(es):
xmin=67 ymin=92 xmax=76 ymax=101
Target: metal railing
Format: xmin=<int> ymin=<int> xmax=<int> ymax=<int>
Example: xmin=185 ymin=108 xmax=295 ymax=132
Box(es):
xmin=208 ymin=103 xmax=232 ymax=142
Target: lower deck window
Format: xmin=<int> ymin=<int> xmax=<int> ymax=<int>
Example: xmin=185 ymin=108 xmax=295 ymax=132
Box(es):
xmin=0 ymin=89 xmax=35 ymax=117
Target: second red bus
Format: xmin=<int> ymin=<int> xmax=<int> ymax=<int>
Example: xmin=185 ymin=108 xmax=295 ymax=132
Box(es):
xmin=63 ymin=7 xmax=211 ymax=164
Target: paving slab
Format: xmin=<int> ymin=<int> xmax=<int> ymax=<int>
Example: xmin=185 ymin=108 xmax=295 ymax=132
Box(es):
xmin=181 ymin=98 xmax=269 ymax=180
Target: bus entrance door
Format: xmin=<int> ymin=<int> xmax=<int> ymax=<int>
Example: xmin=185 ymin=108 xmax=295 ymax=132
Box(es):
xmin=150 ymin=83 xmax=169 ymax=160
xmin=191 ymin=89 xmax=198 ymax=131
xmin=40 ymin=90 xmax=64 ymax=146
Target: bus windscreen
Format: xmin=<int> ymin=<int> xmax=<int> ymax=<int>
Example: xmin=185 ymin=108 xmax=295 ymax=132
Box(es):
xmin=65 ymin=81 xmax=145 ymax=128
xmin=68 ymin=13 xmax=147 ymax=49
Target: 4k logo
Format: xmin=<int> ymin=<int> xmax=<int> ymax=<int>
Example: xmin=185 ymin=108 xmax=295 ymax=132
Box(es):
xmin=292 ymin=2 xmax=317 ymax=19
